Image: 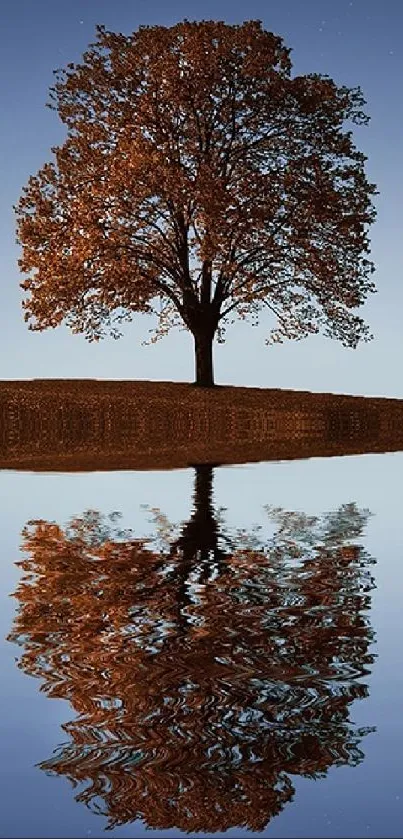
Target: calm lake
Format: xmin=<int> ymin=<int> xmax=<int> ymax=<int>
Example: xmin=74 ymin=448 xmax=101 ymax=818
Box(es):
xmin=1 ymin=451 xmax=403 ymax=838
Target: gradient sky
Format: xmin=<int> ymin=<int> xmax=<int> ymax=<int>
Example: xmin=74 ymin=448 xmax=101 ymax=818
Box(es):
xmin=1 ymin=0 xmax=402 ymax=396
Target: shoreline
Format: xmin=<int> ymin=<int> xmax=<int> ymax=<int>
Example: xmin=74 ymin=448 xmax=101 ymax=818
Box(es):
xmin=1 ymin=379 xmax=403 ymax=471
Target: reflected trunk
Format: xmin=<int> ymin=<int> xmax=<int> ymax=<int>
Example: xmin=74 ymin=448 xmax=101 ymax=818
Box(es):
xmin=169 ymin=464 xmax=232 ymax=628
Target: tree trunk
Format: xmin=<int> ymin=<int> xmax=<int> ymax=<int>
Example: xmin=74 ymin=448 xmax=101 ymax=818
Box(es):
xmin=193 ymin=328 xmax=215 ymax=387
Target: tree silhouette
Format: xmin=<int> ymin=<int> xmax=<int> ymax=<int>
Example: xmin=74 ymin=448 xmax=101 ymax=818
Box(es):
xmin=8 ymin=467 xmax=376 ymax=832
xmin=15 ymin=20 xmax=377 ymax=386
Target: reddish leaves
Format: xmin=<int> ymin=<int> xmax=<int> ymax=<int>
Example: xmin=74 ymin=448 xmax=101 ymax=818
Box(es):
xmin=15 ymin=20 xmax=377 ymax=358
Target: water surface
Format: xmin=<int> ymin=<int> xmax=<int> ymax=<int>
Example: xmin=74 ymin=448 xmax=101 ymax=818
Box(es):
xmin=1 ymin=452 xmax=403 ymax=838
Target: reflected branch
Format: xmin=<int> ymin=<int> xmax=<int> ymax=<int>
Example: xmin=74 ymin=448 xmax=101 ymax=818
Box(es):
xmin=7 ymin=466 xmax=376 ymax=833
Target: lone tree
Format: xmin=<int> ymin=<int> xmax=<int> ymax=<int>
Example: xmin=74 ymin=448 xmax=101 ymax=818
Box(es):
xmin=16 ymin=20 xmax=377 ymax=387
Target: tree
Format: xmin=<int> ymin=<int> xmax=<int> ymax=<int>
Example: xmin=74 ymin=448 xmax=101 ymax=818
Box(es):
xmin=15 ymin=20 xmax=377 ymax=387
xmin=8 ymin=469 xmax=376 ymax=832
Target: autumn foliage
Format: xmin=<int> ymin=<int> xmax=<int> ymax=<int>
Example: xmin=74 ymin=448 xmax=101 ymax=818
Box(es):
xmin=15 ymin=20 xmax=377 ymax=385
xmin=8 ymin=467 xmax=376 ymax=832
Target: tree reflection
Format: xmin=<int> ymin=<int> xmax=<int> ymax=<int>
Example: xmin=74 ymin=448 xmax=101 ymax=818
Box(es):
xmin=8 ymin=466 xmax=376 ymax=833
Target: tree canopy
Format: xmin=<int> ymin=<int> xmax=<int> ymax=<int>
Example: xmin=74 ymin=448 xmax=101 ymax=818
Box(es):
xmin=15 ymin=19 xmax=377 ymax=385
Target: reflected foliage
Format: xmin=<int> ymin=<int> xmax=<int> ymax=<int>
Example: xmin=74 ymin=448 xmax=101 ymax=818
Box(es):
xmin=8 ymin=466 xmax=376 ymax=833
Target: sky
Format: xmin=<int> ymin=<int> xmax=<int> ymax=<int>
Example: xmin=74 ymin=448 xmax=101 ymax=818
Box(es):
xmin=1 ymin=0 xmax=402 ymax=397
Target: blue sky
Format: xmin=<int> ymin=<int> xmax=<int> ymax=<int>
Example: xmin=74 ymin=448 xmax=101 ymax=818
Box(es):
xmin=1 ymin=0 xmax=402 ymax=396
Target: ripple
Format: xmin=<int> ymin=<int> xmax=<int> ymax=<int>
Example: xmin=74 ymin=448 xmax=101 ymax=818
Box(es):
xmin=8 ymin=487 xmax=376 ymax=833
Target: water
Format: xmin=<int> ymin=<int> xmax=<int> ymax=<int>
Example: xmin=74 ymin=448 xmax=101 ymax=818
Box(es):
xmin=1 ymin=452 xmax=403 ymax=838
